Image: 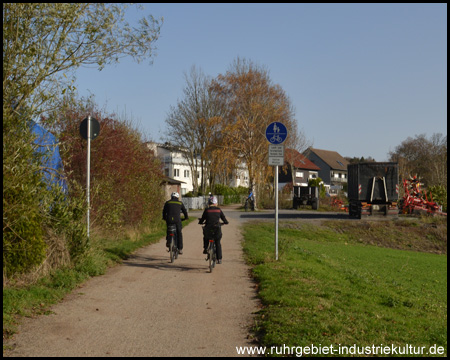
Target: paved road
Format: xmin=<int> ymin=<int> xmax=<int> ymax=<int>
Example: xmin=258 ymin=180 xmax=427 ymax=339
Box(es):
xmin=4 ymin=205 xmax=261 ymax=357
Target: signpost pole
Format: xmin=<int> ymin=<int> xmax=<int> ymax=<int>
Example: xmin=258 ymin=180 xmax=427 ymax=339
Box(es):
xmin=80 ymin=115 xmax=100 ymax=240
xmin=86 ymin=116 xmax=91 ymax=239
xmin=265 ymin=121 xmax=287 ymax=261
xmin=275 ymin=165 xmax=279 ymax=260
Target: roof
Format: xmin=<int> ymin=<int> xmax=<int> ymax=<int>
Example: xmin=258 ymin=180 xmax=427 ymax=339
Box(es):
xmin=160 ymin=176 xmax=186 ymax=185
xmin=308 ymin=148 xmax=349 ymax=171
xmin=285 ymin=148 xmax=320 ymax=171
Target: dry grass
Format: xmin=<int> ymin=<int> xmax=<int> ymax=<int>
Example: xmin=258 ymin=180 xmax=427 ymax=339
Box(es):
xmin=4 ymin=228 xmax=71 ymax=287
xmin=323 ymin=216 xmax=447 ymax=254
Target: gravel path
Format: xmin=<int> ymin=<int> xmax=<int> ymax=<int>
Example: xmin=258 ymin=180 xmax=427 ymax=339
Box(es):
xmin=4 ymin=205 xmax=260 ymax=357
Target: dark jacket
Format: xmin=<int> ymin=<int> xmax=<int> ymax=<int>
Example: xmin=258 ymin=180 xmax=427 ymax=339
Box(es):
xmin=198 ymin=206 xmax=228 ymax=227
xmin=163 ymin=197 xmax=188 ymax=224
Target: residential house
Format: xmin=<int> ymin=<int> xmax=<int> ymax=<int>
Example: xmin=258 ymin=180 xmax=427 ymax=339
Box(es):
xmin=147 ymin=142 xmax=196 ymax=196
xmin=147 ymin=142 xmax=249 ymax=195
xmin=224 ymin=160 xmax=250 ymax=189
xmin=278 ymin=148 xmax=321 ymax=188
xmin=304 ymin=147 xmax=349 ymax=195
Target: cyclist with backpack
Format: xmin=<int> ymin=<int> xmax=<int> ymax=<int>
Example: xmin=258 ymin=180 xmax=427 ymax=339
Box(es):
xmin=162 ymin=192 xmax=188 ymax=254
xmin=198 ymin=196 xmax=228 ymax=264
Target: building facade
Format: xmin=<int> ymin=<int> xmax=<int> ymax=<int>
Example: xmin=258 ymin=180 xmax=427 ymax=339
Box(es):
xmin=278 ymin=148 xmax=321 ymax=188
xmin=147 ymin=142 xmax=249 ymax=195
xmin=304 ymin=147 xmax=349 ymax=195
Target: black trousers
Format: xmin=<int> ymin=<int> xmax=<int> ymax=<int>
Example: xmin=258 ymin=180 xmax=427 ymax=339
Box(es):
xmin=203 ymin=226 xmax=222 ymax=260
xmin=167 ymin=222 xmax=183 ymax=250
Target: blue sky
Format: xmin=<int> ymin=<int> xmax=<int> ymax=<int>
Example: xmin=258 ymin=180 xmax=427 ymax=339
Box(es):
xmin=74 ymin=3 xmax=447 ymax=162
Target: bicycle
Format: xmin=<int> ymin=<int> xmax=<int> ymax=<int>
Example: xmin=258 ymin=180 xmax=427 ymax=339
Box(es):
xmin=270 ymin=134 xmax=283 ymax=143
xmin=244 ymin=198 xmax=254 ymax=212
xmin=167 ymin=224 xmax=179 ymax=263
xmin=201 ymin=222 xmax=226 ymax=273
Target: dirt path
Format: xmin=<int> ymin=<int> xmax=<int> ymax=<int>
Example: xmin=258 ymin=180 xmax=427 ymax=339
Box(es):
xmin=4 ymin=206 xmax=260 ymax=357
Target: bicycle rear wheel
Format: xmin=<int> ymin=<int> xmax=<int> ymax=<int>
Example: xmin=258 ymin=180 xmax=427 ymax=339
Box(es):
xmin=208 ymin=244 xmax=214 ymax=273
xmin=169 ymin=236 xmax=175 ymax=263
xmin=212 ymin=244 xmax=216 ymax=269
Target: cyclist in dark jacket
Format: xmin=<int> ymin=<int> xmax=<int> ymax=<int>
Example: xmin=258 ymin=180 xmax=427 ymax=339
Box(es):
xmin=198 ymin=196 xmax=228 ymax=263
xmin=163 ymin=192 xmax=188 ymax=254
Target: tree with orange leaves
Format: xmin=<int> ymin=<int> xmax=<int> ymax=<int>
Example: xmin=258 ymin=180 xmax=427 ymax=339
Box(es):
xmin=211 ymin=57 xmax=297 ymax=207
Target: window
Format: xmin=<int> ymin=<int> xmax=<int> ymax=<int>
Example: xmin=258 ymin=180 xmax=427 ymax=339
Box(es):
xmin=295 ymin=171 xmax=304 ymax=178
xmin=173 ymin=169 xmax=179 ymax=177
xmin=337 ymin=160 xmax=344 ymax=167
xmin=184 ymin=170 xmax=189 ymax=178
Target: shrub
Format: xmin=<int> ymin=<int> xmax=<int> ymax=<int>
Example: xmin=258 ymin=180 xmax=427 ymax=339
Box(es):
xmin=214 ymin=184 xmax=248 ymax=204
xmin=3 ymin=109 xmax=80 ymax=278
xmin=3 ymin=111 xmax=48 ymax=277
xmin=55 ymin=99 xmax=165 ymax=231
xmin=428 ymin=185 xmax=447 ymax=213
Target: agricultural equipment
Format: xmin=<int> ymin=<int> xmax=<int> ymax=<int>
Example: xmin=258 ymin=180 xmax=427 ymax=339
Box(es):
xmin=401 ymin=176 xmax=446 ymax=216
xmin=331 ymin=197 xmax=347 ymax=211
xmin=293 ymin=186 xmax=319 ymax=210
xmin=347 ymin=162 xmax=399 ymax=218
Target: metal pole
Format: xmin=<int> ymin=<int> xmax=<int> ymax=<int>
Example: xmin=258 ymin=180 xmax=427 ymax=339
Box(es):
xmin=87 ymin=115 xmax=91 ymax=238
xmin=275 ymin=165 xmax=279 ymax=260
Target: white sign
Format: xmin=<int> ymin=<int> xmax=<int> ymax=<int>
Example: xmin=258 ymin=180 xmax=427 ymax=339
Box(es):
xmin=269 ymin=144 xmax=284 ymax=157
xmin=268 ymin=144 xmax=285 ymax=166
xmin=269 ymin=157 xmax=284 ymax=166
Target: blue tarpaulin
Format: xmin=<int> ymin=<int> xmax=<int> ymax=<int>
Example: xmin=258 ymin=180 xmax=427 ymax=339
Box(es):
xmin=31 ymin=121 xmax=67 ymax=192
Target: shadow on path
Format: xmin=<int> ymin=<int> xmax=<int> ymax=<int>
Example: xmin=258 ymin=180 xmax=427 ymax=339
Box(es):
xmin=122 ymin=253 xmax=210 ymax=274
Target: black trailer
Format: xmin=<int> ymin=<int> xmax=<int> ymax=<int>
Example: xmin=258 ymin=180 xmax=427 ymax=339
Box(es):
xmin=293 ymin=186 xmax=319 ymax=210
xmin=347 ymin=162 xmax=399 ymax=218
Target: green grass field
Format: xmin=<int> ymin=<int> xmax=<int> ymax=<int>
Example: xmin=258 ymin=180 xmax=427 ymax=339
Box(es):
xmin=242 ymin=219 xmax=447 ymax=357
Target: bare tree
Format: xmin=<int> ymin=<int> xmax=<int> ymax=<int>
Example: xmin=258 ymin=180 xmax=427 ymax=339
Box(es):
xmin=283 ymin=121 xmax=313 ymax=186
xmin=164 ymin=66 xmax=224 ymax=194
xmin=389 ymin=133 xmax=447 ymax=189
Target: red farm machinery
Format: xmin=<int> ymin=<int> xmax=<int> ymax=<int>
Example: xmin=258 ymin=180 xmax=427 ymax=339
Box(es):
xmin=401 ymin=176 xmax=447 ymax=216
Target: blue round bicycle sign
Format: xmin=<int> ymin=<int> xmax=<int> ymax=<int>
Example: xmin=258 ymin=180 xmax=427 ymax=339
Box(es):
xmin=265 ymin=122 xmax=288 ymax=144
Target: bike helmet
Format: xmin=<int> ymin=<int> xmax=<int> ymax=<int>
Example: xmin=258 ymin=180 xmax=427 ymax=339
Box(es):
xmin=209 ymin=196 xmax=218 ymax=205
xmin=171 ymin=192 xmax=179 ymax=199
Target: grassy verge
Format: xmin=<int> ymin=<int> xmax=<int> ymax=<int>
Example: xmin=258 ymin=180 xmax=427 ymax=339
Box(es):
xmin=3 ymin=218 xmax=196 ymax=340
xmin=243 ymin=218 xmax=447 ymax=357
